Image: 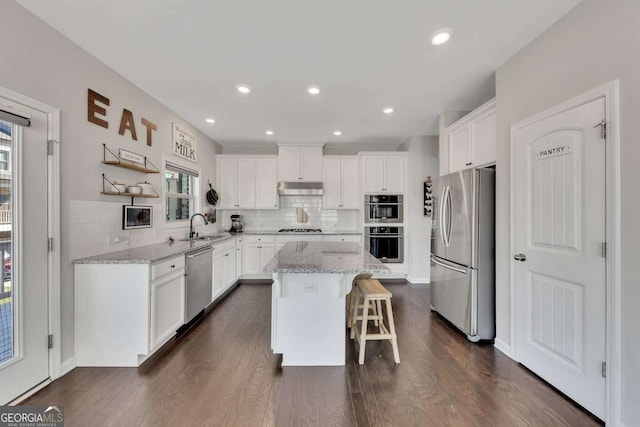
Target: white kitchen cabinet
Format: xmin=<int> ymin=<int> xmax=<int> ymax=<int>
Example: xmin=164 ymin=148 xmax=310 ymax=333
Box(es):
xmin=218 ymin=158 xmax=239 ymax=209
xmin=275 ymin=235 xmax=323 ymax=244
xmin=235 ymin=236 xmax=243 ymax=278
xmin=212 ymin=239 xmax=236 ymax=299
xmin=216 ymin=155 xmax=278 ymax=209
xmin=449 ymin=125 xmax=472 ymax=173
xmin=237 ymin=159 xmax=256 ymax=208
xmin=255 ymin=158 xmax=279 ymax=209
xmin=445 ymin=99 xmax=496 ymax=174
xmin=212 ymin=250 xmax=225 ymax=299
xmin=75 ymin=254 xmax=186 ymax=367
xmin=278 ymin=145 xmax=323 ymax=181
xmin=259 ymin=244 xmax=275 ymax=270
xmin=242 ymin=235 xmax=276 ymax=276
xmin=471 ymin=109 xmax=497 ymax=167
xmin=322 ymin=156 xmax=359 ymax=209
xmin=149 ymin=265 xmax=185 ymax=352
xmin=323 ymin=235 xmax=361 ymax=242
xmin=361 ymin=153 xmax=407 ymax=194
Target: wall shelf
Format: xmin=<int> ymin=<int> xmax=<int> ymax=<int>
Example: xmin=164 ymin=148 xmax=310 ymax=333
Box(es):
xmin=102 ymin=143 xmax=159 ymax=174
xmin=100 ymin=191 xmax=159 ymax=199
xmin=101 ymin=160 xmax=159 ymax=174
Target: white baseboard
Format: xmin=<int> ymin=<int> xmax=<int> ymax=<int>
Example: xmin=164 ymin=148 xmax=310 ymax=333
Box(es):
xmin=494 ymin=339 xmax=513 ymax=359
xmin=406 ymin=276 xmax=429 ymax=284
xmin=60 ymin=357 xmax=76 ymax=376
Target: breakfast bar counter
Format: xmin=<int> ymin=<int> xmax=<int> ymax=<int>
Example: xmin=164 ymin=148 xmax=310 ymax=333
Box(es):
xmin=263 ymin=241 xmax=389 ymax=366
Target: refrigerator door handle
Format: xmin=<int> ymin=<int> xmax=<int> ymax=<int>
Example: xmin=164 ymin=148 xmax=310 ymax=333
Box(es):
xmin=443 ymin=186 xmax=452 ymax=247
xmin=431 ymin=256 xmax=468 ymax=275
xmin=439 ymin=186 xmax=447 ymax=247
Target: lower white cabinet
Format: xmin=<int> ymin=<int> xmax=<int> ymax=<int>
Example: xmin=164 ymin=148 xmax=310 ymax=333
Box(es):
xmin=323 ymin=235 xmax=361 ymax=243
xmin=212 ymin=239 xmax=237 ymax=299
xmin=150 ymin=272 xmax=185 ymax=351
xmin=235 ymin=236 xmax=243 ymax=278
xmin=242 ymin=235 xmax=276 ymax=276
xmin=75 ymin=254 xmax=186 ymax=367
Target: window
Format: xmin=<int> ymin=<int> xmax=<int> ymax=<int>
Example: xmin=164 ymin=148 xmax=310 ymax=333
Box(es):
xmin=165 ymin=162 xmax=199 ymax=222
xmin=0 ymin=151 xmax=8 ymax=171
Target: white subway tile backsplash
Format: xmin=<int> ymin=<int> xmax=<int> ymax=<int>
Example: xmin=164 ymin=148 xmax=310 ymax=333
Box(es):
xmin=219 ymin=195 xmax=358 ymax=231
xmin=70 ymin=200 xmax=219 ymax=260
xmin=70 ymin=195 xmax=357 ymax=261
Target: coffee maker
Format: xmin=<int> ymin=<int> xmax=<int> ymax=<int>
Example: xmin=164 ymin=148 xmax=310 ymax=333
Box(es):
xmin=230 ymin=214 xmax=243 ymax=232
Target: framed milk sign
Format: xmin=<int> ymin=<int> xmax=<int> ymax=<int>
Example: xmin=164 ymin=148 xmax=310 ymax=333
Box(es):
xmin=172 ymin=123 xmax=197 ymax=162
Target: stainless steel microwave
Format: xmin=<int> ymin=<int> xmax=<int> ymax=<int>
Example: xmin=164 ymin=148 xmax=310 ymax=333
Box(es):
xmin=364 ymin=195 xmax=403 ymax=223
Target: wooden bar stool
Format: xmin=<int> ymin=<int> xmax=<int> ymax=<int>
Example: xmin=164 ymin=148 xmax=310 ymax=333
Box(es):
xmin=351 ymin=279 xmax=400 ymax=365
xmin=347 ymin=273 xmax=372 ymax=329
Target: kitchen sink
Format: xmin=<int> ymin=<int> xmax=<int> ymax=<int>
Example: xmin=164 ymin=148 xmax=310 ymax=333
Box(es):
xmin=179 ymin=234 xmax=229 ymax=242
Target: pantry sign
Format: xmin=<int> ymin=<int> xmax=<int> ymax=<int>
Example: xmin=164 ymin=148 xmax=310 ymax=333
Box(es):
xmin=535 ymin=140 xmax=574 ymax=160
xmin=173 ymin=123 xmax=197 ymax=162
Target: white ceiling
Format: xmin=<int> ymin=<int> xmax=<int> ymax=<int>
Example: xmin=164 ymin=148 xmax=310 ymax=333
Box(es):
xmin=16 ymin=0 xmax=581 ymax=148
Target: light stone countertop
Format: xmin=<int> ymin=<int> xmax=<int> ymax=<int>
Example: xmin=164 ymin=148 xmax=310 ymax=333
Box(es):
xmin=262 ymin=241 xmax=390 ymax=274
xmin=72 ymin=230 xmax=363 ymax=265
xmin=72 ymin=235 xmax=235 ymax=264
xmin=237 ymin=230 xmax=362 ymax=236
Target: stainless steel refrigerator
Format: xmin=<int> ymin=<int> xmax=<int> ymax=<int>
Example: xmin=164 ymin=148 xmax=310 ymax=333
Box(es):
xmin=430 ymin=168 xmax=495 ymax=342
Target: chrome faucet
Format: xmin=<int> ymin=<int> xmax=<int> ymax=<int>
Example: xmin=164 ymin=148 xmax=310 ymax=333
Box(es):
xmin=189 ymin=213 xmax=209 ymax=238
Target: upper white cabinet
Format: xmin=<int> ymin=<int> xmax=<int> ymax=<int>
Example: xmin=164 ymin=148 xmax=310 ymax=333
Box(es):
xmin=255 ymin=158 xmax=279 ymax=209
xmin=322 ymin=156 xmax=359 ymax=209
xmin=442 ymin=99 xmax=496 ymax=174
xmin=361 ymin=153 xmax=406 ymax=193
xmin=278 ymin=145 xmax=323 ymax=181
xmin=216 ymin=156 xmax=279 ymax=209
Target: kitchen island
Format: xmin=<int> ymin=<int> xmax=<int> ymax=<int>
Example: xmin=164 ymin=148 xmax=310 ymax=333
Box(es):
xmin=263 ymin=241 xmax=389 ymax=366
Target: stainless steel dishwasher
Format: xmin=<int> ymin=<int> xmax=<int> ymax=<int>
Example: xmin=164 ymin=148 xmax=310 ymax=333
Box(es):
xmin=185 ymin=246 xmax=213 ymax=323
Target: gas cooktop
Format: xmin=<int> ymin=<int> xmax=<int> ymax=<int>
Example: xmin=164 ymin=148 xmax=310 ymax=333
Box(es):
xmin=278 ymin=228 xmax=322 ymax=233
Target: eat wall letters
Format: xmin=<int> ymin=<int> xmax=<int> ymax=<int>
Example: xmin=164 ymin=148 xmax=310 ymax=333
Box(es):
xmin=87 ymin=88 xmax=157 ymax=146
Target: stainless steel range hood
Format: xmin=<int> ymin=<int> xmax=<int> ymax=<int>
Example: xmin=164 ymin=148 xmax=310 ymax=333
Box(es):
xmin=277 ymin=181 xmax=323 ymax=196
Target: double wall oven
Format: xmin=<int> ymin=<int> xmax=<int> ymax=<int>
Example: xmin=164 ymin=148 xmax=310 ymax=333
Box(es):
xmin=364 ymin=226 xmax=404 ymax=263
xmin=364 ymin=194 xmax=404 ymax=263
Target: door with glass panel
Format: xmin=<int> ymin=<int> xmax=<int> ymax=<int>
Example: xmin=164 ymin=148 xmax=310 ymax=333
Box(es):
xmin=0 ymin=100 xmax=50 ymax=403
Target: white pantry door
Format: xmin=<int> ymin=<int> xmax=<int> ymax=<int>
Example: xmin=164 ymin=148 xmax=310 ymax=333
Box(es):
xmin=0 ymin=99 xmax=50 ymax=403
xmin=513 ymin=97 xmax=606 ymax=419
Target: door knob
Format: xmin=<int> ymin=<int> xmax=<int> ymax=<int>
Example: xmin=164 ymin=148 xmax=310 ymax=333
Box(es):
xmin=513 ymin=253 xmax=527 ymax=261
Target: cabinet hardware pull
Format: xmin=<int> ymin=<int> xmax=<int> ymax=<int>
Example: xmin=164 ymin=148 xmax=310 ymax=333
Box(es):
xmin=170 ymin=265 xmax=175 ymax=268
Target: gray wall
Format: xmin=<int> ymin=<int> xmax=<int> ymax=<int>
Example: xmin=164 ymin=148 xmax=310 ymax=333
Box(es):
xmin=397 ymin=136 xmax=439 ymax=281
xmin=0 ymin=1 xmax=222 ymax=364
xmin=495 ymin=0 xmax=639 ymax=423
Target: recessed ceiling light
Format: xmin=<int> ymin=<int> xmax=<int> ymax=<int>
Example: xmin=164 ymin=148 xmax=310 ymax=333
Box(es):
xmin=307 ymin=85 xmax=321 ymax=95
xmin=205 ymin=118 xmax=216 ymax=124
xmin=333 ymin=130 xmax=342 ymax=136
xmin=236 ymin=84 xmax=251 ymax=94
xmin=383 ymin=107 xmax=395 ymax=114
xmin=265 ymin=130 xmax=274 ymax=135
xmin=431 ymin=28 xmax=452 ymax=46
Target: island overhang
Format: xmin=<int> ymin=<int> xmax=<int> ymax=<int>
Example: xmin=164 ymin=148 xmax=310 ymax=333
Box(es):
xmin=262 ymin=241 xmax=390 ymax=275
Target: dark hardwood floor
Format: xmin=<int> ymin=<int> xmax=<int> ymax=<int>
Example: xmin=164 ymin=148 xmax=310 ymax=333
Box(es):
xmin=23 ymin=282 xmax=601 ymax=426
